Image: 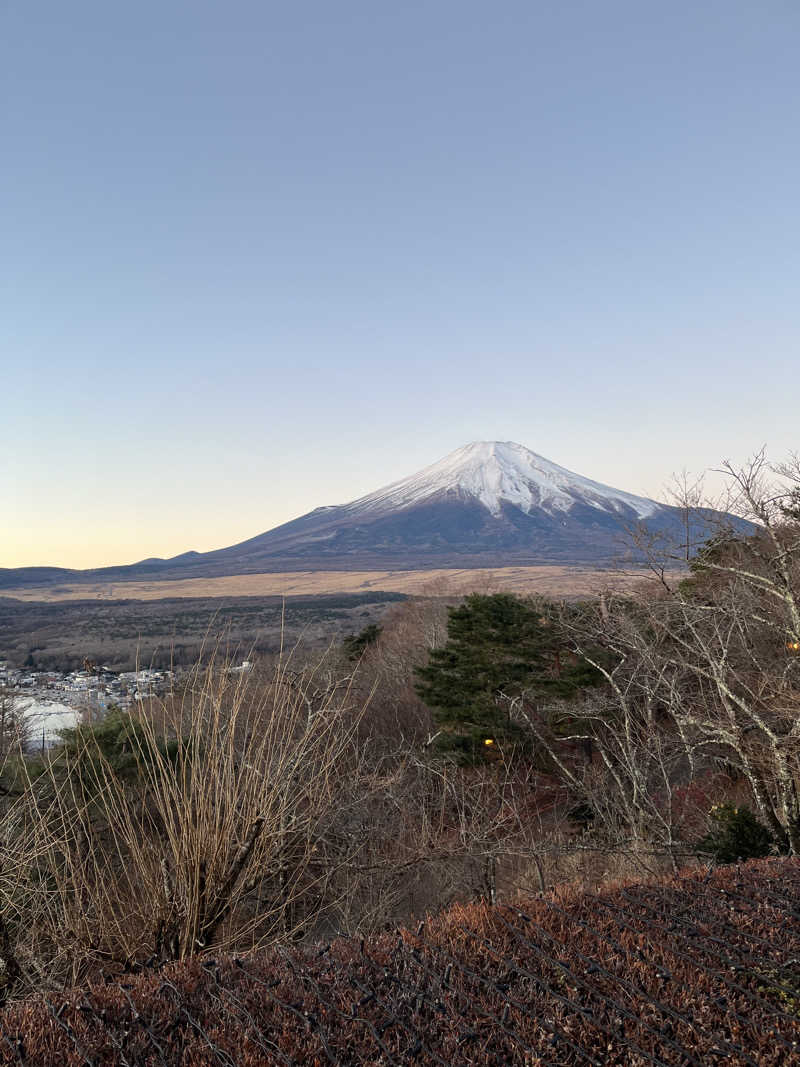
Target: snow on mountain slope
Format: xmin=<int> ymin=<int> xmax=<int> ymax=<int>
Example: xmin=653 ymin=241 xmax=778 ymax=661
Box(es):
xmin=347 ymin=441 xmax=659 ymax=520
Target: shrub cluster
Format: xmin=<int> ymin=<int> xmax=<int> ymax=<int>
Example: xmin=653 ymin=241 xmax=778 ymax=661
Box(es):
xmin=0 ymin=858 xmax=797 ymax=1065
xmin=698 ymin=803 xmax=775 ymax=864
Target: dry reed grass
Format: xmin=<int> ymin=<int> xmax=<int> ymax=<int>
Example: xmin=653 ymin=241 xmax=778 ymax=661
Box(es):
xmin=0 ymin=648 xmax=372 ymax=992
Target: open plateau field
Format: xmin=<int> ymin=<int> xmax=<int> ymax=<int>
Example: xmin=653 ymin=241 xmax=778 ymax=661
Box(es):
xmin=0 ymin=564 xmax=652 ymax=603
xmin=0 ymin=566 xmax=659 ymax=672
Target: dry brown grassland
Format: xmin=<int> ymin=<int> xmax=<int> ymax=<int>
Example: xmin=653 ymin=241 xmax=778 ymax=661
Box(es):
xmin=3 ymin=564 xmax=656 ymax=603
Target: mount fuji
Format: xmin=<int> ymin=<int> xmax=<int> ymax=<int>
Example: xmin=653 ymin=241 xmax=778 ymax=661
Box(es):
xmin=1 ymin=442 xmax=747 ymax=590
xmin=192 ymin=440 xmax=704 ymax=574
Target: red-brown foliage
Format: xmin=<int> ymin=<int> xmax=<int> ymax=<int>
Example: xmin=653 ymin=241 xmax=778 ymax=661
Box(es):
xmin=1 ymin=858 xmax=799 ymax=1064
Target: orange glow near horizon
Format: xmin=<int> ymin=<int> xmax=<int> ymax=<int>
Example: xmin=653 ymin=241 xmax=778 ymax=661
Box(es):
xmin=0 ymin=522 xmax=265 ymax=572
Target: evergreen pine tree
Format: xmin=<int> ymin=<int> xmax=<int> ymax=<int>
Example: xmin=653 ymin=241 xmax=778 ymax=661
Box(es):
xmin=416 ymin=593 xmax=594 ymax=760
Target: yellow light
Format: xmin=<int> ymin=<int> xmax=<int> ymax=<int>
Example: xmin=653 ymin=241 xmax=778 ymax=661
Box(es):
xmin=484 ymin=738 xmax=495 ymax=746
xmin=787 ymin=642 xmax=800 ymax=652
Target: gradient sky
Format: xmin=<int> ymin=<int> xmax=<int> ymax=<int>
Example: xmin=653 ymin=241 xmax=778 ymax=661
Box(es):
xmin=3 ymin=1 xmax=799 ymax=569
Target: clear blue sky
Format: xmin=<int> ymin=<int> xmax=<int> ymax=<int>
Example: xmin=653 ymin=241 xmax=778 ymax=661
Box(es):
xmin=3 ymin=1 xmax=798 ymax=568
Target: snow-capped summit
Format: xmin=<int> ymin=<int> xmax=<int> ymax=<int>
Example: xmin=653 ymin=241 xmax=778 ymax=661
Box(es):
xmin=349 ymin=441 xmax=658 ymax=520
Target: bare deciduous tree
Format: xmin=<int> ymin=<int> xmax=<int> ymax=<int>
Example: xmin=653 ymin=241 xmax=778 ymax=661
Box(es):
xmin=521 ymin=451 xmax=800 ymax=859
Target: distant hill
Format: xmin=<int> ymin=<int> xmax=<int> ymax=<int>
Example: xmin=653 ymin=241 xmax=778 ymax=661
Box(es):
xmin=2 ymin=442 xmax=751 ymax=590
